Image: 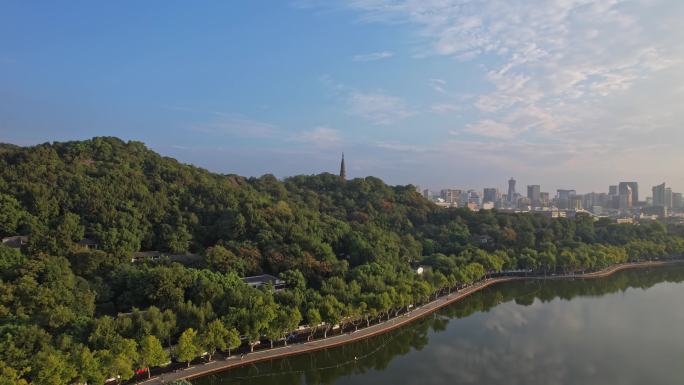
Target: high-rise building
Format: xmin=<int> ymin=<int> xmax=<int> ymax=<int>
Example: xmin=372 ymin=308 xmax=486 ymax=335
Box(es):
xmin=569 ymin=195 xmax=583 ymax=210
xmin=422 ymin=189 xmax=431 ymax=200
xmin=467 ymin=190 xmax=481 ymax=205
xmin=540 ymin=192 xmax=550 ymax=206
xmin=618 ymin=182 xmax=638 ymax=206
xmin=619 ymin=185 xmax=632 ymax=210
xmin=440 ymin=189 xmax=462 ymax=205
xmin=665 ymin=187 xmax=673 ymax=209
xmin=483 ymin=188 xmax=498 ymax=203
xmin=556 ymin=189 xmax=576 ymax=209
xmin=653 ymin=183 xmax=666 ymax=206
xmin=673 ymin=193 xmax=683 ymax=209
xmin=609 ymin=185 xmax=618 ymax=196
xmin=507 ymin=178 xmax=516 ymax=202
xmin=527 ymin=185 xmax=541 ymax=206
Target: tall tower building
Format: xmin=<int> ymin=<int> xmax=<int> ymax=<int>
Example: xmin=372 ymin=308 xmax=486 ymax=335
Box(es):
xmin=339 ymin=153 xmax=346 ymax=180
xmin=507 ymin=178 xmax=516 ymax=203
xmin=618 ymin=182 xmax=639 ymax=206
xmin=619 ymin=185 xmax=632 ymax=210
xmin=665 ymin=187 xmax=673 ymax=208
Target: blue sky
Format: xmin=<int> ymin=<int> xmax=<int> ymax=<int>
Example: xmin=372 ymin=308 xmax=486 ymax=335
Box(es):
xmin=2 ymin=1 xmax=683 ymax=194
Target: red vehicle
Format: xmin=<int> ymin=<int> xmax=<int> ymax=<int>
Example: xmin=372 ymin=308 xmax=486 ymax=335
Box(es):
xmin=135 ymin=368 xmax=149 ymax=375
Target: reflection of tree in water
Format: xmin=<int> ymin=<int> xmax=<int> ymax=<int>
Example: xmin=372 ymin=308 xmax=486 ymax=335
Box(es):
xmin=195 ymin=265 xmax=684 ymax=385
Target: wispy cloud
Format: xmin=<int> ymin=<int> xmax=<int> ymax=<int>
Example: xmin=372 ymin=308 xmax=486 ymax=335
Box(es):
xmin=428 ymin=78 xmax=447 ymax=94
xmin=348 ymin=90 xmax=415 ymax=125
xmin=190 ymin=113 xmax=279 ymax=138
xmin=292 ymin=126 xmax=343 ymax=148
xmin=464 ymin=120 xmax=517 ymax=139
xmin=431 ymin=103 xmax=461 ymax=114
xmin=352 ymin=51 xmax=394 ymax=62
xmin=336 ymin=0 xmax=683 ymax=142
xmin=375 ymin=142 xmax=427 ymax=153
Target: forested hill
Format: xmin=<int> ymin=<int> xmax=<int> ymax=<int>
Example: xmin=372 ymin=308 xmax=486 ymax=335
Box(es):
xmin=0 ymin=136 xmax=432 ymax=275
xmin=1 ymin=137 xmax=683 ymax=384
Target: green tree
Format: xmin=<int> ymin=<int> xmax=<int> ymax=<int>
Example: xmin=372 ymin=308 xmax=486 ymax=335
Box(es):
xmin=70 ymin=345 xmax=104 ymax=385
xmin=200 ymin=320 xmax=230 ymax=361
xmin=32 ymin=349 xmax=76 ymax=385
xmin=176 ymin=328 xmax=202 ymax=368
xmin=138 ymin=335 xmax=168 ymax=379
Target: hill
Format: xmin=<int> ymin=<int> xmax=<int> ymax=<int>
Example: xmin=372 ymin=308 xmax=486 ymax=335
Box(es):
xmin=1 ymin=137 xmax=683 ymax=384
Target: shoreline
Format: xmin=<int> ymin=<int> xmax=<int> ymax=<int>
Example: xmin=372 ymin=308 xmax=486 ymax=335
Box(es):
xmin=141 ymin=260 xmax=683 ymax=384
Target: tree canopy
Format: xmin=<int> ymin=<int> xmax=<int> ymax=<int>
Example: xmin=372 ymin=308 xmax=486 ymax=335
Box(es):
xmin=1 ymin=137 xmax=683 ymax=383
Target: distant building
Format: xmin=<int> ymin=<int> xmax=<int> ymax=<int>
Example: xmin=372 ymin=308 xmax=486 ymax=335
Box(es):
xmin=618 ymin=182 xmax=639 ymax=205
xmin=652 ymin=183 xmax=667 ymax=207
xmin=481 ymin=201 xmax=495 ymax=210
xmin=242 ymin=274 xmax=286 ymax=291
xmin=422 ymin=189 xmax=431 ymax=200
xmin=618 ymin=184 xmax=633 ymax=210
xmin=665 ymin=187 xmax=673 ymax=209
xmin=467 ymin=190 xmax=481 ymax=205
xmin=527 ymin=185 xmax=541 ymax=206
xmin=569 ymin=195 xmax=583 ymax=210
xmin=609 ymin=185 xmax=618 ymax=196
xmin=483 ymin=188 xmax=498 ymax=203
xmin=77 ymin=238 xmax=99 ymax=250
xmin=1 ymin=235 xmax=28 ymax=249
xmin=673 ymin=193 xmax=683 ymax=209
xmin=556 ymin=189 xmax=576 ymax=209
xmin=642 ymin=205 xmax=668 ymax=218
xmin=440 ymin=189 xmax=462 ymax=205
xmin=507 ymin=178 xmax=516 ymax=202
xmin=539 ymin=192 xmax=550 ymax=206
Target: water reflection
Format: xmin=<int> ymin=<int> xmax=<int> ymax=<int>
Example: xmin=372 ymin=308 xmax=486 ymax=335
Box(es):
xmin=194 ymin=265 xmax=684 ymax=385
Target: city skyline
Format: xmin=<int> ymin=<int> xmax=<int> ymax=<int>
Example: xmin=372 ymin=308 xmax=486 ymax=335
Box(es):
xmin=423 ymin=178 xmax=678 ymax=200
xmin=2 ymin=1 xmax=683 ymax=192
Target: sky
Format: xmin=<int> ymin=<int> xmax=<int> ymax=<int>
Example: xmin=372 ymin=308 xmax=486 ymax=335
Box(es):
xmin=1 ymin=1 xmax=683 ymax=194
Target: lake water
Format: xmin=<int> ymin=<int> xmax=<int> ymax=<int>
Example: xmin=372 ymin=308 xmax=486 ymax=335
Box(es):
xmin=194 ymin=265 xmax=684 ymax=385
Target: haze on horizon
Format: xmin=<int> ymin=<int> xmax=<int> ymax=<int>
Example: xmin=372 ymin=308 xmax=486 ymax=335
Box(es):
xmin=1 ymin=1 xmax=683 ymax=193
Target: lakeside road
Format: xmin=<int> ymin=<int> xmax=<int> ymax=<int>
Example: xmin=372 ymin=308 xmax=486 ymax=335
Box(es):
xmin=139 ymin=260 xmax=682 ymax=384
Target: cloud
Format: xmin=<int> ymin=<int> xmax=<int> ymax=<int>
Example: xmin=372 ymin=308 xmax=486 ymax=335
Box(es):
xmin=292 ymin=126 xmax=343 ymax=148
xmin=348 ymin=90 xmax=415 ymax=125
xmin=375 ymin=142 xmax=427 ymax=153
xmin=431 ymin=103 xmax=461 ymax=113
xmin=352 ymin=51 xmax=394 ymax=62
xmin=316 ymin=0 xmax=684 ymax=191
xmin=464 ymin=120 xmax=518 ymax=139
xmin=429 ymin=78 xmax=448 ymax=93
xmin=190 ymin=113 xmax=279 ymax=138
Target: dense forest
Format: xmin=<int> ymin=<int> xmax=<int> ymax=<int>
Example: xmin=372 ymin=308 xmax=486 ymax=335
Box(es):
xmin=1 ymin=137 xmax=683 ymax=384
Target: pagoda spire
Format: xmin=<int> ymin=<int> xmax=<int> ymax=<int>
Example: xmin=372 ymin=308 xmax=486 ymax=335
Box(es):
xmin=339 ymin=153 xmax=346 ymax=180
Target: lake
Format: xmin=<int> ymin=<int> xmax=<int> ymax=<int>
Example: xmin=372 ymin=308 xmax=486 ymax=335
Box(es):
xmin=194 ymin=265 xmax=684 ymax=385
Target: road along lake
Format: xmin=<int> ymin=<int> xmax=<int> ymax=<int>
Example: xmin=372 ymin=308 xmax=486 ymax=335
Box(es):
xmin=194 ymin=264 xmax=684 ymax=385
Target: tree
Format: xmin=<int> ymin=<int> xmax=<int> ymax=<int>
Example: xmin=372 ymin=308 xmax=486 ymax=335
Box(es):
xmin=319 ymin=295 xmax=343 ymax=338
xmin=0 ymin=193 xmax=25 ymax=236
xmin=176 ymin=328 xmax=202 ymax=368
xmin=32 ymin=349 xmax=77 ymax=385
xmin=70 ymin=345 xmax=104 ymax=385
xmin=225 ymin=326 xmax=241 ymax=357
xmin=138 ymin=335 xmax=168 ymax=379
xmin=0 ymin=361 xmax=28 ymax=385
xmin=97 ymin=338 xmax=138 ymax=383
xmin=205 ymin=245 xmax=244 ymax=274
xmin=305 ymin=308 xmax=322 ymax=341
xmin=200 ymin=320 xmax=229 ymax=361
